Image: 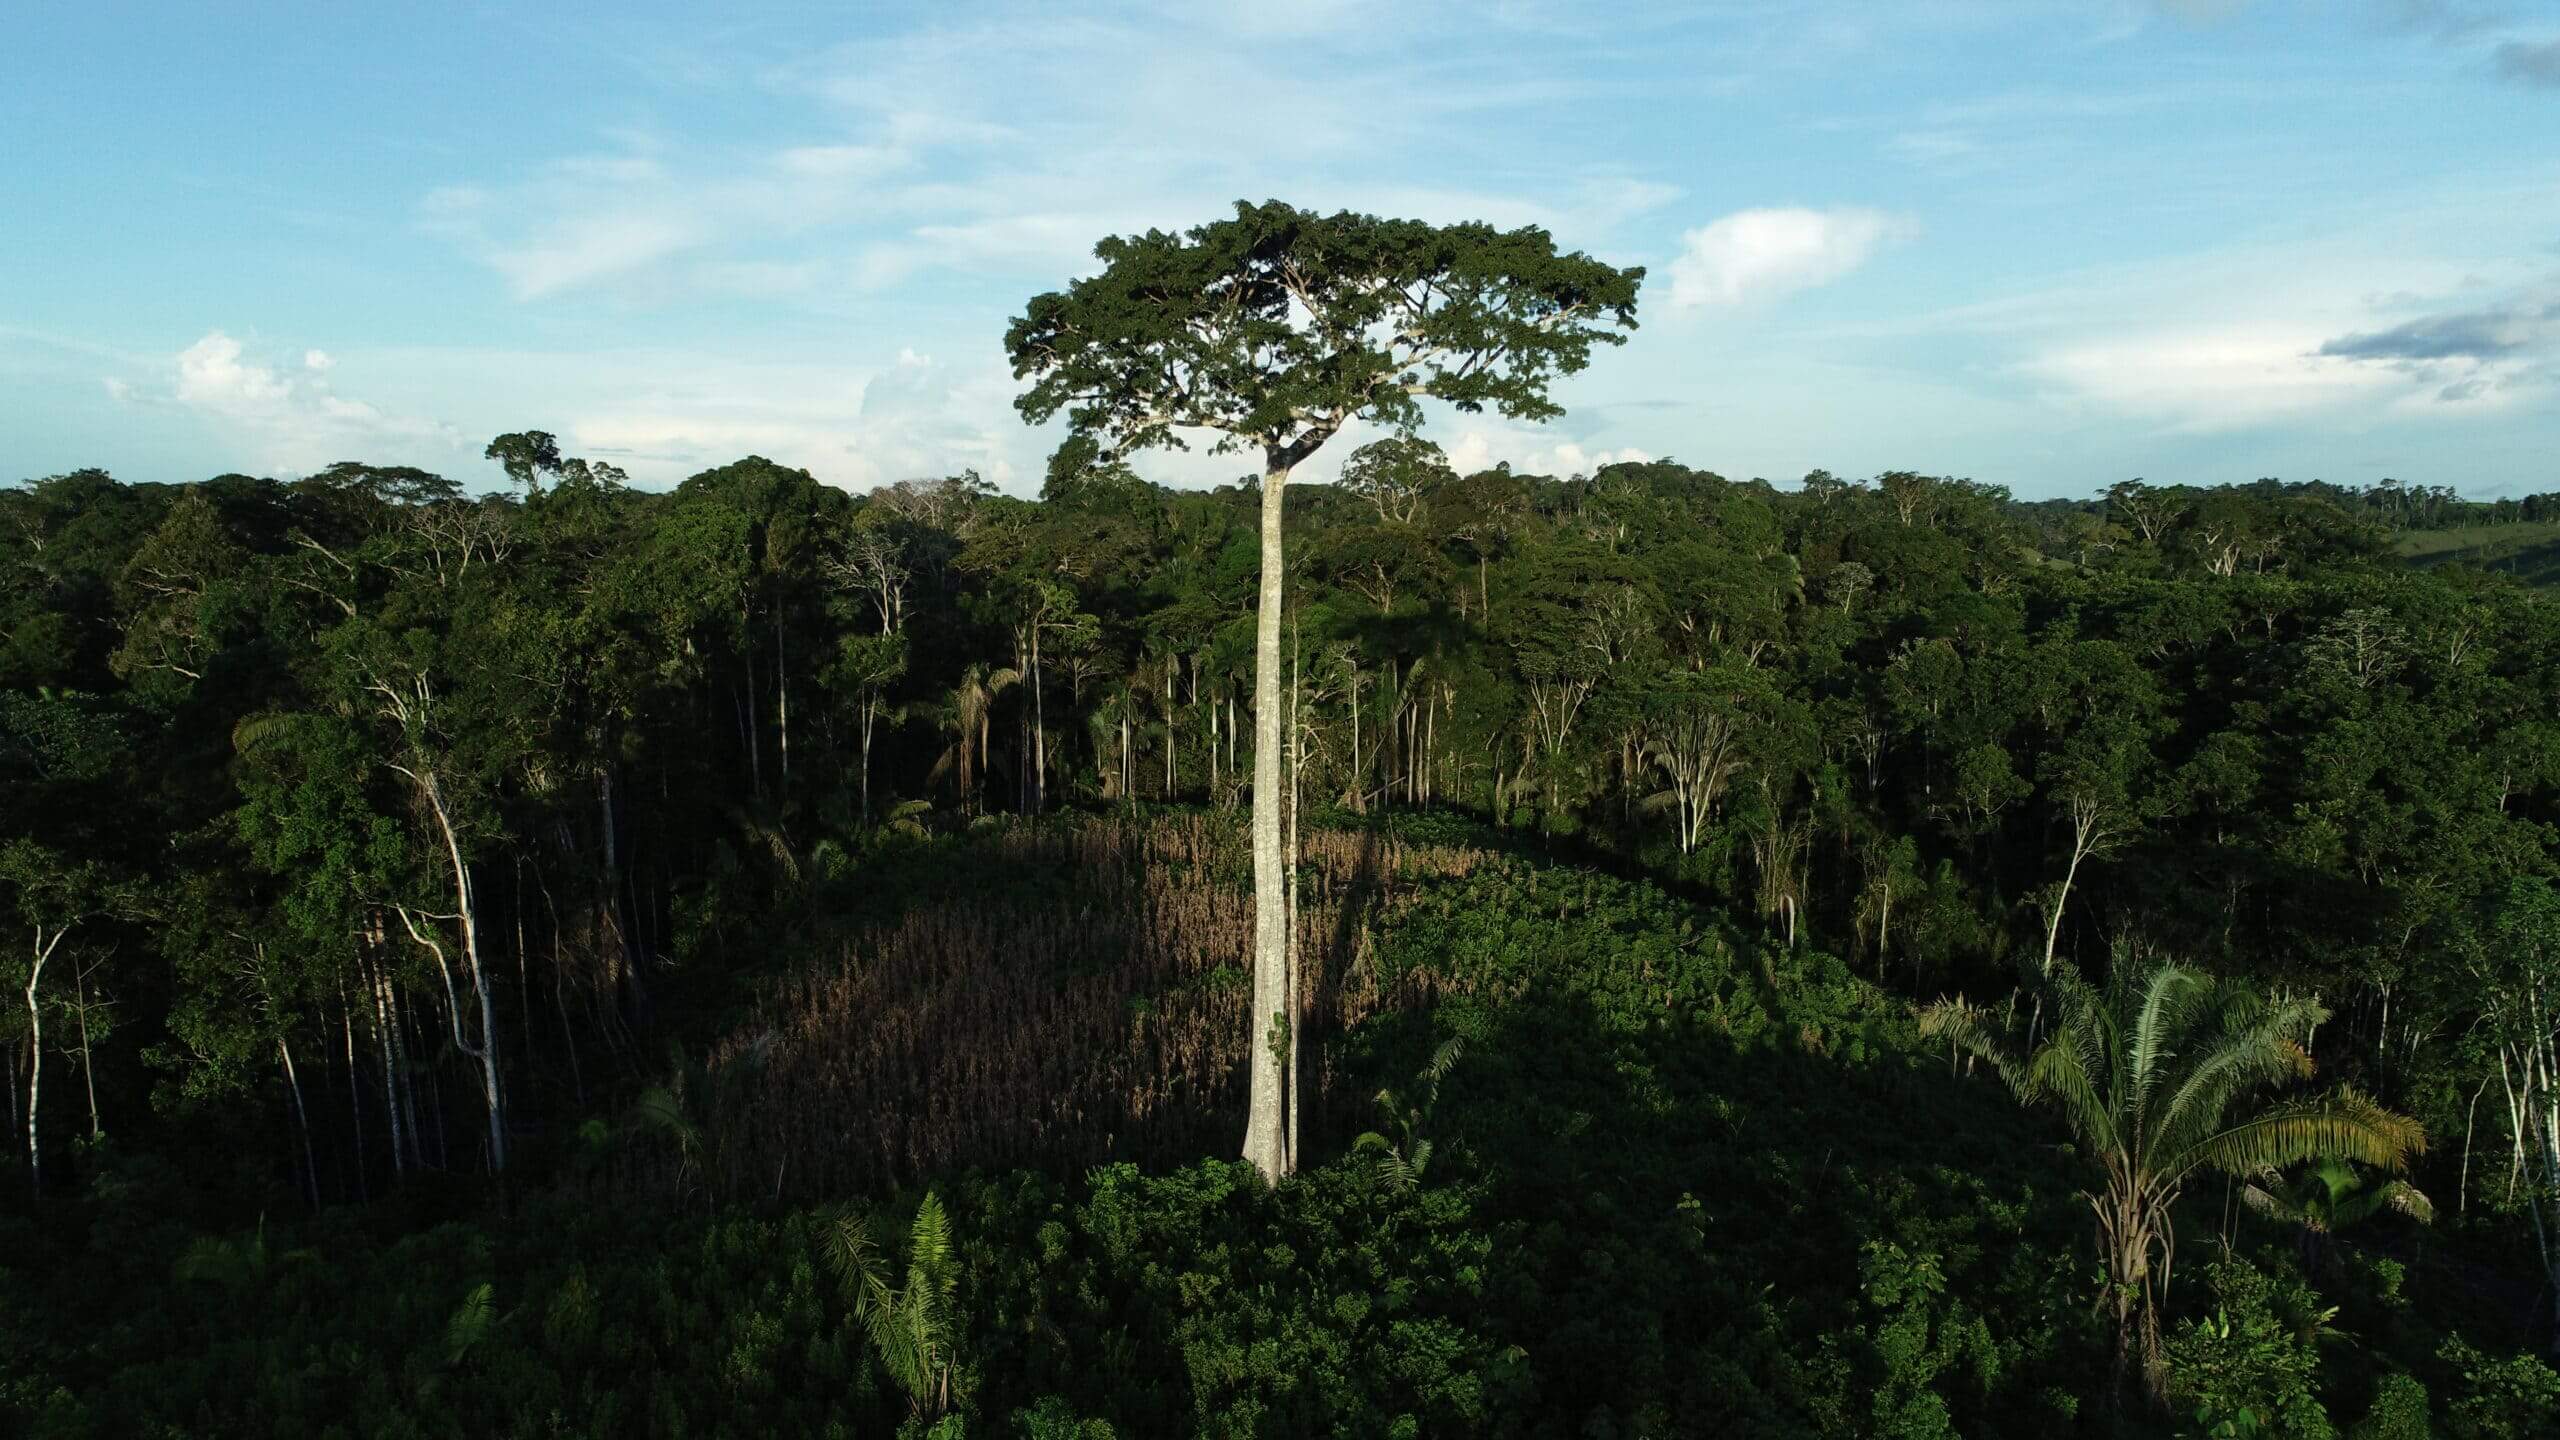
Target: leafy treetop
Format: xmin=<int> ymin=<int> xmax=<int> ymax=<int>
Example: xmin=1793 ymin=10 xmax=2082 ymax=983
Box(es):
xmin=1005 ymin=200 xmax=1643 ymax=471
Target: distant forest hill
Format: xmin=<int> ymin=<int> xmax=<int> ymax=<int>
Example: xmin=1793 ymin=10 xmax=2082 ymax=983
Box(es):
xmin=2004 ymin=474 xmax=2560 ymax=587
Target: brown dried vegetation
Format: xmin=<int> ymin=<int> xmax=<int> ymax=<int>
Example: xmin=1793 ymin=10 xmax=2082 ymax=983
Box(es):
xmin=676 ymin=817 xmax=1489 ymax=1200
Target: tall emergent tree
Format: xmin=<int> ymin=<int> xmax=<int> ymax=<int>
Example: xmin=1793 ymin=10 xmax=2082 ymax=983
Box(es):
xmin=1007 ymin=200 xmax=1642 ymax=1180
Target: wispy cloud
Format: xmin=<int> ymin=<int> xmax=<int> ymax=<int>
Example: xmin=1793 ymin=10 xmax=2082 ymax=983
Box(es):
xmin=2493 ymin=37 xmax=2560 ymax=87
xmin=418 ymin=4 xmax=1666 ymax=307
xmin=2319 ymin=288 xmax=2560 ymax=360
xmin=1667 ymin=207 xmax=1913 ymax=309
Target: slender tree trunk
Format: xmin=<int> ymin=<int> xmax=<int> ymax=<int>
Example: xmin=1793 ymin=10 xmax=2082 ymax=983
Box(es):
xmin=410 ymin=771 xmax=507 ymax=1173
xmin=1242 ymin=463 xmax=1294 ymax=1182
xmin=859 ymin=695 xmax=878 ymax=823
xmin=280 ymin=1035 xmax=319 ymax=1211
xmin=1032 ymin=624 xmax=1047 ymax=814
xmin=369 ymin=960 xmax=409 ymax=1179
xmin=1287 ymin=626 xmax=1303 ymax=1172
xmin=1878 ymin=878 xmax=1896 ymax=972
xmin=2042 ymin=827 xmax=2092 ymax=976
xmin=598 ymin=764 xmax=637 ymax=1003
xmin=745 ymin=639 xmax=765 ymax=799
xmin=72 ymin=964 xmax=99 ymax=1140
xmin=777 ymin=607 xmax=791 ymax=789
xmin=25 ymin=925 xmax=65 ymax=1196
xmin=340 ymin=984 xmax=367 ymax=1200
xmin=1350 ymin=664 xmax=1362 ymax=812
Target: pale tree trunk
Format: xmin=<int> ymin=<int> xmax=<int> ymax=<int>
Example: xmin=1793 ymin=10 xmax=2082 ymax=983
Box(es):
xmin=2041 ymin=808 xmax=2100 ymax=976
xmin=858 ymin=694 xmax=879 ymax=823
xmin=1031 ymin=622 xmax=1047 ymax=814
xmin=395 ymin=766 xmax=506 ymax=1173
xmin=340 ymin=984 xmax=367 ymax=1200
xmin=1349 ymin=661 xmax=1363 ymax=812
xmin=1286 ymin=626 xmax=1303 ymax=1172
xmin=280 ymin=1035 xmax=319 ymax=1210
xmin=1878 ymin=878 xmax=1896 ymax=973
xmin=367 ymin=958 xmax=407 ymax=1179
xmin=1242 ymin=464 xmax=1294 ymax=1182
xmin=24 ymin=923 xmax=68 ymax=1196
xmin=72 ymin=961 xmax=100 ymax=1139
xmin=598 ymin=765 xmax=634 ymax=991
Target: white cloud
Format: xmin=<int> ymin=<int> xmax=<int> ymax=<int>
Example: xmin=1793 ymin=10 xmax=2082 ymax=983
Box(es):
xmin=164 ymin=331 xmax=456 ymax=473
xmin=2019 ymin=326 xmax=2401 ymax=431
xmin=1668 ymin=207 xmax=1912 ymax=309
xmin=557 ymin=348 xmax=1027 ymax=492
xmin=1439 ymin=426 xmax=1650 ymax=479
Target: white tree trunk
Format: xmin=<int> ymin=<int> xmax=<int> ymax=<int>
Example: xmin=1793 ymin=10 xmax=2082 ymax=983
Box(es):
xmin=25 ymin=925 xmax=66 ymax=1196
xmin=1287 ymin=627 xmax=1303 ymax=1172
xmin=1242 ymin=465 xmax=1293 ymax=1182
xmin=402 ymin=768 xmax=508 ymax=1173
xmin=2042 ymin=806 xmax=2107 ymax=977
xmin=281 ymin=1035 xmax=319 ymax=1210
xmin=777 ymin=608 xmax=791 ymax=788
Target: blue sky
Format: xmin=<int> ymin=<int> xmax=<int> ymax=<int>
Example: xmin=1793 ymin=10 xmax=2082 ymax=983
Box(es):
xmin=5 ymin=0 xmax=2557 ymax=497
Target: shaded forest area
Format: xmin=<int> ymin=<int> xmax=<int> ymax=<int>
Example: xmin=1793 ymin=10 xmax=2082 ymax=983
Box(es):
xmin=6 ymin=446 xmax=2560 ymax=1436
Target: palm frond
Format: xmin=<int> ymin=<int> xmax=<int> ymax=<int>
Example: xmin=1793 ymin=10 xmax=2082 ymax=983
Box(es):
xmin=1422 ymin=1035 xmax=1466 ymax=1087
xmin=2180 ymin=1087 xmax=2426 ymax=1182
xmin=443 ymin=1282 xmax=494 ymax=1366
xmin=2124 ymin=962 xmax=2201 ymax=1127
xmin=825 ymin=1213 xmax=883 ymax=1301
xmin=172 ymin=1236 xmax=247 ymax=1291
xmin=1918 ymin=998 xmax=2036 ymax=1100
xmin=2150 ymin=1001 xmax=2324 ymax=1157
xmin=2025 ymin=1030 xmax=2117 ymax=1153
xmin=624 ymin=1085 xmax=700 ymax=1156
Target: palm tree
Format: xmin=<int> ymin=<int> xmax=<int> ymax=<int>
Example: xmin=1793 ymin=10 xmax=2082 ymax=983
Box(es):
xmin=926 ymin=663 xmax=1019 ymax=810
xmin=2243 ymin=1157 xmax=2433 ymax=1282
xmin=1921 ymin=961 xmax=2425 ymax=1408
xmin=826 ymin=1190 xmax=962 ymax=1418
xmin=1355 ymin=1036 xmax=1464 ymax=1193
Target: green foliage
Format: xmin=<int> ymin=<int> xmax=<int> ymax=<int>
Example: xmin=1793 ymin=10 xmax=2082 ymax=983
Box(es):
xmin=1923 ymin=959 xmax=2425 ymax=1404
xmin=829 ymin=1191 xmax=967 ymax=1419
xmin=2435 ymin=1337 xmax=2560 ymax=1440
xmin=2165 ymin=1257 xmax=2338 ymax=1440
xmin=1007 ymin=201 xmax=1642 ymax=464
xmin=2348 ymin=1372 xmax=2432 ymax=1440
xmin=10 ymin=321 xmax=2560 ymax=1435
